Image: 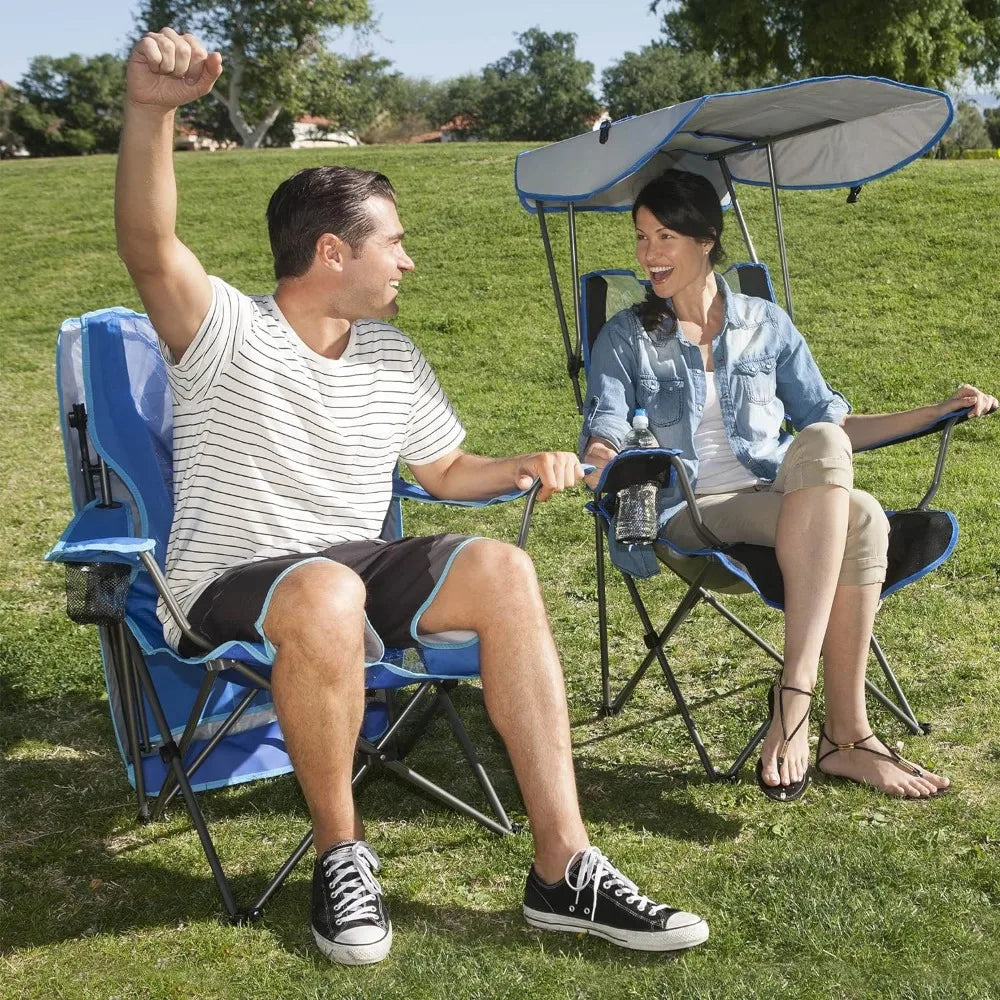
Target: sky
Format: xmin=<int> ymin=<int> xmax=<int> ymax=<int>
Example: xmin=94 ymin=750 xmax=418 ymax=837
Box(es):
xmin=0 ymin=0 xmax=664 ymax=90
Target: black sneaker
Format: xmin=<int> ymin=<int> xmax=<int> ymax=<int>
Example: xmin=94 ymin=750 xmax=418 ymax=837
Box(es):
xmin=312 ymin=840 xmax=392 ymax=965
xmin=523 ymin=846 xmax=709 ymax=952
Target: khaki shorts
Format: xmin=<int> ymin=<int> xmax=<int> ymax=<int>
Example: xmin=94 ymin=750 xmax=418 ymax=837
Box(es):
xmin=661 ymin=423 xmax=889 ymax=587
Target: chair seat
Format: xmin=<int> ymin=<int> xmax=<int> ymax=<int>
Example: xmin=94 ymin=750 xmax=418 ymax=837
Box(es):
xmin=656 ymin=508 xmax=958 ymax=609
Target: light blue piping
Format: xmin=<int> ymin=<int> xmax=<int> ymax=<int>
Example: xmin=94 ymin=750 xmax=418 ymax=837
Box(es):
xmin=516 ymin=76 xmax=953 ymax=210
xmin=516 ymin=95 xmax=710 ymax=209
xmin=251 ymin=555 xmax=385 ymax=665
xmin=409 ymin=536 xmax=485 ymax=649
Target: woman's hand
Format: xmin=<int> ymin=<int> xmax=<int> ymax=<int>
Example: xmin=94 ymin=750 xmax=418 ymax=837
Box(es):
xmin=582 ymin=438 xmax=618 ymax=490
xmin=941 ymin=384 xmax=999 ymax=419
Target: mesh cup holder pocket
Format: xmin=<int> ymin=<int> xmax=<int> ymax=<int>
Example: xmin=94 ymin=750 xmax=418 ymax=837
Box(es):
xmin=65 ymin=562 xmax=131 ymax=625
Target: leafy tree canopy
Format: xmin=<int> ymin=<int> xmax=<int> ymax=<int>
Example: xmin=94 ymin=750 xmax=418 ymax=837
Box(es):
xmin=601 ymin=43 xmax=739 ymax=119
xmin=472 ymin=28 xmax=599 ymax=141
xmin=13 ymin=53 xmax=126 ymax=156
xmin=984 ymin=105 xmax=1000 ymax=146
xmin=135 ymin=0 xmax=373 ymax=147
xmin=654 ymin=0 xmax=1000 ymax=90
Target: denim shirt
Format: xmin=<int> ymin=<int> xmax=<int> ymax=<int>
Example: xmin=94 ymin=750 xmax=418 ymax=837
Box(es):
xmin=581 ymin=277 xmax=851 ymax=577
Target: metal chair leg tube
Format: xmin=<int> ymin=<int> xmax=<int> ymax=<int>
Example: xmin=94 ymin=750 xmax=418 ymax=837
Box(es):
xmin=870 ymin=633 xmax=925 ymax=732
xmin=436 ymin=687 xmax=513 ymax=831
xmin=108 ymin=623 xmax=149 ymax=821
xmin=596 ymin=518 xmax=613 ymax=714
xmin=132 ymin=653 xmax=238 ymax=918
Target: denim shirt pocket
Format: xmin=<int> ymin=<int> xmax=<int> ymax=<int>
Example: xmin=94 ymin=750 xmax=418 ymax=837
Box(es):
xmin=734 ymin=353 xmax=778 ymax=405
xmin=638 ymin=375 xmax=685 ymax=428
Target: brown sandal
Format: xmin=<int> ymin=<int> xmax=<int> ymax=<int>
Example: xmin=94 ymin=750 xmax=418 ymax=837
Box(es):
xmin=755 ymin=678 xmax=814 ymax=803
xmin=815 ymin=727 xmax=944 ymax=795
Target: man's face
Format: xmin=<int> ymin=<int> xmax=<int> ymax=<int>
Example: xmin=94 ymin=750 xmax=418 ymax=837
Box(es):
xmin=341 ymin=196 xmax=415 ymax=320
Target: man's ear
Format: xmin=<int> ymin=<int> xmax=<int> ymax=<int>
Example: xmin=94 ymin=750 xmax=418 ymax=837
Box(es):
xmin=317 ymin=232 xmax=347 ymax=272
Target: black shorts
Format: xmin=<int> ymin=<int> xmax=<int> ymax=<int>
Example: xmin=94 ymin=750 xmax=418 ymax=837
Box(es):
xmin=178 ymin=534 xmax=479 ymax=658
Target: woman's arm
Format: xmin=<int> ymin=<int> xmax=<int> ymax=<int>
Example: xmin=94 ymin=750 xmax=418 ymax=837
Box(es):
xmin=582 ymin=437 xmax=618 ymax=489
xmin=842 ymin=383 xmax=998 ymax=450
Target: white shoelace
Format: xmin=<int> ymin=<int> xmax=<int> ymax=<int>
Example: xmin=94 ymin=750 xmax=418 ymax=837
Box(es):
xmin=565 ymin=846 xmax=667 ymax=922
xmin=323 ymin=841 xmax=384 ymax=927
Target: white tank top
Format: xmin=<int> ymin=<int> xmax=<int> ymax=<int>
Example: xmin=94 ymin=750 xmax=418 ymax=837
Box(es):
xmin=693 ymin=375 xmax=761 ymax=495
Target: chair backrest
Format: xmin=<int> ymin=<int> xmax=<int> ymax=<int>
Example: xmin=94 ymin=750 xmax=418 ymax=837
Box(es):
xmin=56 ymin=309 xmax=290 ymax=792
xmin=579 ymin=262 xmax=777 ymax=374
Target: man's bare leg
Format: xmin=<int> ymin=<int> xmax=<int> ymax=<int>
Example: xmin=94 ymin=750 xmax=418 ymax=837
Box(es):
xmin=415 ymin=539 xmax=588 ymax=882
xmin=262 ymin=560 xmax=368 ymax=853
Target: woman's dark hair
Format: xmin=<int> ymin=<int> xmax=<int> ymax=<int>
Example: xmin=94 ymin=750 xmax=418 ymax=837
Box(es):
xmin=631 ymin=169 xmax=726 ymax=333
xmin=266 ymin=166 xmax=397 ymax=280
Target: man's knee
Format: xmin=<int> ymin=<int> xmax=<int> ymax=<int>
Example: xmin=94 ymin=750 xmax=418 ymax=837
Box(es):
xmin=455 ymin=539 xmax=540 ymax=596
xmin=264 ymin=559 xmax=366 ymax=644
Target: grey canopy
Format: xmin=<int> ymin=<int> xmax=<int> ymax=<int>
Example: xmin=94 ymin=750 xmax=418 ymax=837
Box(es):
xmin=515 ymin=76 xmax=953 ymax=213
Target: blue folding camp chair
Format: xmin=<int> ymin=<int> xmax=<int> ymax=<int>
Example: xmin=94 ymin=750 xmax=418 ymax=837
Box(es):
xmin=46 ymin=307 xmax=537 ymax=922
xmin=580 ymin=266 xmax=968 ymax=780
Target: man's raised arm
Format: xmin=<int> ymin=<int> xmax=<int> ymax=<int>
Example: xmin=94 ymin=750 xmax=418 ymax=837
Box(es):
xmin=115 ymin=28 xmax=223 ymax=360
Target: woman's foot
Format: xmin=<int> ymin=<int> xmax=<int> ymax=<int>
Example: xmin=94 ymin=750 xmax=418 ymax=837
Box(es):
xmin=756 ymin=680 xmax=814 ymax=801
xmin=815 ymin=726 xmax=950 ymax=798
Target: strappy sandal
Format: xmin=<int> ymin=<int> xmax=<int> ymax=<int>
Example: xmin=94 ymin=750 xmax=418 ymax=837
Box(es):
xmin=815 ymin=727 xmax=944 ymax=796
xmin=755 ymin=678 xmax=815 ymax=803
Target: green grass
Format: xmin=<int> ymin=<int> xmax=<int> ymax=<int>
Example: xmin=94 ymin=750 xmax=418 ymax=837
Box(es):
xmin=2 ymin=145 xmax=1000 ymax=999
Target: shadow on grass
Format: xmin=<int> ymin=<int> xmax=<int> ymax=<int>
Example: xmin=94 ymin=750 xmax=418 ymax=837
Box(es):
xmin=3 ymin=680 xmax=742 ymax=953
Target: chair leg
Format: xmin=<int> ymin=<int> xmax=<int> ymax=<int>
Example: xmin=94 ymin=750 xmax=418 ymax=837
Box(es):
xmin=354 ymin=681 xmax=514 ymax=836
xmin=130 ymin=653 xmax=240 ymax=919
xmin=865 ymin=633 xmax=928 ymax=734
xmin=106 ymin=623 xmax=149 ymax=822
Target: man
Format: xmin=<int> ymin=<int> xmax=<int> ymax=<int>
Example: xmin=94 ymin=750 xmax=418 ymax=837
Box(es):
xmin=116 ymin=27 xmax=710 ymax=966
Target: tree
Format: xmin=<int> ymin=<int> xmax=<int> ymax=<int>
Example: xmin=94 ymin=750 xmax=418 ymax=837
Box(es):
xmin=654 ymin=0 xmax=1000 ymax=90
xmin=940 ymin=100 xmax=991 ymax=155
xmin=0 ymin=83 xmax=26 ymax=158
xmin=984 ymin=106 xmax=1000 ymax=146
xmin=134 ymin=0 xmax=373 ymax=148
xmin=474 ymin=28 xmax=599 ymax=142
xmin=601 ymin=43 xmax=734 ymax=119
xmin=13 ymin=54 xmax=126 ymax=156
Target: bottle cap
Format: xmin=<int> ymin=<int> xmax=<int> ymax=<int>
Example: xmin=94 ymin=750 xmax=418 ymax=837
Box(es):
xmin=632 ymin=408 xmax=649 ymax=430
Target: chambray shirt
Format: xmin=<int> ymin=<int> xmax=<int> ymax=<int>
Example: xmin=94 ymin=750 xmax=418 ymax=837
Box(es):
xmin=581 ymin=277 xmax=851 ymax=576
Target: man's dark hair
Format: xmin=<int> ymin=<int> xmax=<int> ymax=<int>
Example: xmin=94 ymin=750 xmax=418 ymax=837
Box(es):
xmin=266 ymin=166 xmax=397 ymax=280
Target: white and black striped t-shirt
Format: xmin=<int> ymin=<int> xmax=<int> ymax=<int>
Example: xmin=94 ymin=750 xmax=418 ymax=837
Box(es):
xmin=157 ymin=276 xmax=465 ymax=649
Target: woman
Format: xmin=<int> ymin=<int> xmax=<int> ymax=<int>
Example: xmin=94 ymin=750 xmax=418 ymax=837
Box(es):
xmin=582 ymin=169 xmax=996 ymax=801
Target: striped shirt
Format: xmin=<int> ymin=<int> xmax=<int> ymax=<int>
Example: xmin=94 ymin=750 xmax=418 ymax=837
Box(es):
xmin=158 ymin=276 xmax=465 ymax=649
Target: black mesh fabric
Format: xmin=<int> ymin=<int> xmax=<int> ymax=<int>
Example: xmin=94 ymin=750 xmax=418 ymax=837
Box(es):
xmin=719 ymin=510 xmax=954 ymax=608
xmin=65 ymin=563 xmax=131 ymax=625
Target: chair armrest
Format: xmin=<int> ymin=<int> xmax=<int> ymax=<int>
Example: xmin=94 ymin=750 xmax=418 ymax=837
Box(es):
xmin=45 ymin=500 xmax=154 ymax=566
xmin=856 ymin=408 xmax=985 ymax=510
xmin=392 ymin=476 xmax=540 ymax=550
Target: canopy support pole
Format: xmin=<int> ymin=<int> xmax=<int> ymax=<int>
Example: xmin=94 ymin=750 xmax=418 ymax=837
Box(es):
xmin=536 ymin=202 xmax=584 ymax=412
xmin=719 ymin=159 xmax=758 ymax=263
xmin=567 ymin=204 xmax=583 ymax=377
xmin=765 ymin=141 xmax=794 ymax=320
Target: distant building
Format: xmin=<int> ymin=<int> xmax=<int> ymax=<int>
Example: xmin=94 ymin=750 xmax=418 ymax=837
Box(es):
xmin=439 ymin=115 xmax=481 ymax=143
xmin=291 ymin=116 xmax=360 ymax=149
xmin=174 ymin=128 xmax=232 ymax=152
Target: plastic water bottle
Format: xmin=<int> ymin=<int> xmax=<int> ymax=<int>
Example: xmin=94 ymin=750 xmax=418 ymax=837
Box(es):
xmin=615 ymin=408 xmax=660 ymax=545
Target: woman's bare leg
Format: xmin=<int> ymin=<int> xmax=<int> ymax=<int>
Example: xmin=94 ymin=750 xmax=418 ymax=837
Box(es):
xmin=758 ymin=484 xmax=849 ymax=789
xmin=818 ymin=583 xmax=949 ymax=797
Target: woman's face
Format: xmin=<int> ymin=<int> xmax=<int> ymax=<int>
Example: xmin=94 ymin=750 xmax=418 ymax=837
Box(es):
xmin=634 ymin=205 xmax=714 ymax=300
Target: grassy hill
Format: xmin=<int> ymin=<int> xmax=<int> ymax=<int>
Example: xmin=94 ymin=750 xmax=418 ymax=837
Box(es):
xmin=1 ymin=145 xmax=999 ymax=999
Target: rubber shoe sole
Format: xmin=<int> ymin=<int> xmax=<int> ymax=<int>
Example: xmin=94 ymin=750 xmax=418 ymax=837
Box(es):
xmin=312 ymin=921 xmax=393 ymax=965
xmin=523 ymin=906 xmax=709 ymax=952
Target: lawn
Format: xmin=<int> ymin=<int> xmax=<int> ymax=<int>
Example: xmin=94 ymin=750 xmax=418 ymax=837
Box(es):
xmin=1 ymin=144 xmax=999 ymax=1000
